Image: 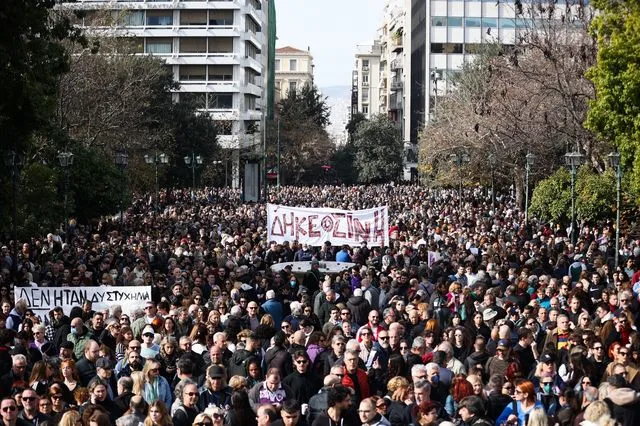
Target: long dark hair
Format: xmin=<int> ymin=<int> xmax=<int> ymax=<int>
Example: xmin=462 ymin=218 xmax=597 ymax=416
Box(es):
xmin=230 ymin=391 xmax=257 ymax=426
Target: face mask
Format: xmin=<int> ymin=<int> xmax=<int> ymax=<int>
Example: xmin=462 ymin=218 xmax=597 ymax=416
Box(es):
xmin=70 ymin=327 xmax=78 ymax=335
xmin=430 ymin=375 xmax=440 ymax=385
xmin=543 ymin=384 xmax=552 ymax=394
xmin=290 ymin=281 xmax=296 ymax=288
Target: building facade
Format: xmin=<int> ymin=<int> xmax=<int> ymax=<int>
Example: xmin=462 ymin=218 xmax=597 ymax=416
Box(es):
xmin=274 ymin=46 xmax=314 ymax=102
xmin=351 ymin=41 xmax=383 ymax=120
xmin=62 ymin=0 xmax=271 ymax=188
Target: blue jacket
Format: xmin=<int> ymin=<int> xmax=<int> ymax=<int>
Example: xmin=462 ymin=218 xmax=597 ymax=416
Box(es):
xmin=262 ymin=298 xmax=284 ymax=328
xmin=496 ymin=400 xmax=544 ymax=426
xmin=144 ymin=376 xmax=172 ymax=408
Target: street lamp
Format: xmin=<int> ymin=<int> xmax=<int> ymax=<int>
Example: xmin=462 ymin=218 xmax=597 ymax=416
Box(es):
xmin=525 ymin=152 xmax=535 ymax=225
xmin=114 ymin=151 xmax=129 ymax=226
xmin=184 ymin=152 xmax=203 ymax=200
xmin=564 ymin=151 xmax=583 ymax=245
xmin=488 ymin=154 xmax=496 ymax=212
xmin=607 ymin=151 xmax=622 ymax=268
xmin=144 ymin=152 xmax=169 ymax=212
xmin=4 ymin=151 xmax=21 ymax=277
xmin=57 ymin=151 xmax=74 ymax=242
xmin=450 ymin=151 xmax=470 ymax=209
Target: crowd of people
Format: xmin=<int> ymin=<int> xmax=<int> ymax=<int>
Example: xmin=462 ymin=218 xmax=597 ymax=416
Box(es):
xmin=0 ymin=184 xmax=638 ymax=426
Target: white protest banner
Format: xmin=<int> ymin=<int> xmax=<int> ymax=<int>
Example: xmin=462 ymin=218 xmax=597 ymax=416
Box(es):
xmin=267 ymin=204 xmax=389 ymax=247
xmin=15 ymin=286 xmax=152 ymax=323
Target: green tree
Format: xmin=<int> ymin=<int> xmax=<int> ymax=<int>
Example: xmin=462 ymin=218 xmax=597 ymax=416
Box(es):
xmin=345 ymin=112 xmax=367 ymax=142
xmin=586 ymin=0 xmax=640 ymax=198
xmin=353 ymin=115 xmax=403 ymax=183
xmin=18 ymin=163 xmax=62 ymax=238
xmin=275 ymin=83 xmax=333 ymax=184
xmin=529 ymin=166 xmax=616 ymax=224
xmin=331 ymin=143 xmax=358 ymax=185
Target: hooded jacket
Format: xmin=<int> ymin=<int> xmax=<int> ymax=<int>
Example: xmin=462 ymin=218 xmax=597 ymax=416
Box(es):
xmin=227 ymin=349 xmax=259 ymax=378
xmin=605 ymin=387 xmax=640 ymax=426
xmin=347 ymin=295 xmax=371 ymax=326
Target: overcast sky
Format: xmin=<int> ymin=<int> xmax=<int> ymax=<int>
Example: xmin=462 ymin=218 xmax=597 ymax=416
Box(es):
xmin=274 ymin=0 xmax=384 ymax=87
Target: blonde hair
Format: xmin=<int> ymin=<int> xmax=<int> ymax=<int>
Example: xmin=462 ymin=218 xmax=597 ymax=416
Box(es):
xmin=228 ymin=375 xmax=248 ymax=392
xmin=59 ymin=410 xmax=82 ymax=426
xmin=584 ymin=401 xmax=610 ymax=422
xmin=387 ymin=376 xmax=410 ymax=401
xmin=131 ymin=371 xmax=145 ymax=396
xmin=526 ymin=408 xmax=548 ymax=426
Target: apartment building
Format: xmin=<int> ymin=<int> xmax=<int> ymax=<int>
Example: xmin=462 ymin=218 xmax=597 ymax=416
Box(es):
xmin=61 ymin=0 xmax=271 ymax=188
xmin=275 ymin=46 xmax=314 ymax=102
xmin=351 ymin=41 xmax=383 ymax=119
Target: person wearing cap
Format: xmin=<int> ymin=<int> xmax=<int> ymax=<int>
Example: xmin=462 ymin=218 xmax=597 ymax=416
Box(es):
xmin=198 ymin=365 xmax=232 ymax=412
xmin=140 ymin=325 xmax=159 ymax=359
xmin=485 ymin=340 xmax=510 ymax=380
xmin=131 ymin=301 xmax=161 ymax=340
xmin=458 ymin=395 xmax=492 ymax=426
xmin=96 ymin=357 xmax=117 ymax=400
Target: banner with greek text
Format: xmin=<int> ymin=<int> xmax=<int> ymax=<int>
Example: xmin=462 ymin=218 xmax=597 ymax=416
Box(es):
xmin=267 ymin=204 xmax=389 ymax=247
xmin=15 ymin=286 xmax=152 ymax=323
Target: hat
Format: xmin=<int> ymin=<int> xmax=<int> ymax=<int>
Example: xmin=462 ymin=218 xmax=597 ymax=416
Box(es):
xmin=497 ymin=339 xmax=510 ymax=351
xmin=540 ymin=352 xmax=556 ymax=364
xmin=96 ymin=357 xmax=114 ymax=370
xmin=142 ymin=325 xmax=155 ymax=336
xmin=208 ymin=365 xmax=225 ymax=379
xmin=482 ymin=308 xmax=498 ymax=321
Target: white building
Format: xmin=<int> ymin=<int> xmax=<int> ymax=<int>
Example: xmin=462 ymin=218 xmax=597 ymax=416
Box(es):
xmin=352 ymin=41 xmax=383 ymax=119
xmin=61 ymin=0 xmax=269 ymax=187
xmin=275 ymin=46 xmax=314 ymax=102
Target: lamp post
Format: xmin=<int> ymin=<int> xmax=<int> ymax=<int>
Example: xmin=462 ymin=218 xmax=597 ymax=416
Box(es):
xmin=430 ymin=69 xmax=441 ymax=121
xmin=450 ymin=151 xmax=470 ymax=209
xmin=607 ymin=151 xmax=622 ymax=268
xmin=57 ymin=151 xmax=74 ymax=242
xmin=488 ymin=154 xmax=496 ymax=212
xmin=114 ymin=151 xmax=129 ymax=226
xmin=144 ymin=152 xmax=168 ymax=212
xmin=4 ymin=151 xmax=21 ymax=277
xmin=524 ymin=152 xmax=535 ymax=225
xmin=564 ymin=151 xmax=583 ymax=245
xmin=184 ymin=152 xmax=203 ymax=201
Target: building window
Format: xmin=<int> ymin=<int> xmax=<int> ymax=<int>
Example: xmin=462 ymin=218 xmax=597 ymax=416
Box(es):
xmin=179 ymin=65 xmax=206 ymax=81
xmin=146 ymin=38 xmax=173 ymax=54
xmin=289 ymin=81 xmax=297 ymax=93
xmin=431 ymin=16 xmax=447 ymax=27
xmin=465 ymin=17 xmax=482 ymax=27
xmin=215 ymin=120 xmax=233 ymax=135
xmin=146 ymin=11 xmax=172 ymax=26
xmin=275 ymin=59 xmax=280 ymax=70
xmin=362 ymin=59 xmax=370 ymax=68
xmin=290 ymin=59 xmax=297 ymax=71
xmin=180 ymin=10 xmax=207 ymax=25
xmin=122 ymin=11 xmax=144 ymax=26
xmin=362 ymin=74 xmax=369 ymax=84
xmin=430 ymin=43 xmax=463 ymax=54
xmin=210 ymin=93 xmax=233 ymax=109
xmin=208 ymin=65 xmax=233 ymax=81
xmin=448 ymin=17 xmax=463 ymax=27
xmin=179 ymin=92 xmax=206 ymax=109
xmin=362 ymin=90 xmax=369 ymax=102
xmin=482 ymin=18 xmax=498 ymax=28
xmin=362 ymin=105 xmax=369 ymax=114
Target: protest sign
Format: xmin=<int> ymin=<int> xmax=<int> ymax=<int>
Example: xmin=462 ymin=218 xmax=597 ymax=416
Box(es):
xmin=267 ymin=204 xmax=389 ymax=247
xmin=15 ymin=286 xmax=152 ymax=323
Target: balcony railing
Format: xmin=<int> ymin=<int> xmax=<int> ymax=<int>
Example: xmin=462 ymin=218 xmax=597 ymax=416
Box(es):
xmin=391 ymin=58 xmax=403 ymax=70
xmin=390 ymin=78 xmax=403 ymax=90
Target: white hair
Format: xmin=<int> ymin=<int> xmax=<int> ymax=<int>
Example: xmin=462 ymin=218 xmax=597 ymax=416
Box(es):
xmin=230 ymin=305 xmax=242 ymax=316
xmin=12 ymin=354 xmax=27 ymax=365
xmin=411 ymin=364 xmax=427 ymax=377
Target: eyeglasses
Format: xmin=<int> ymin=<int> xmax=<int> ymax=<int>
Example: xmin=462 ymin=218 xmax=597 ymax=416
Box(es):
xmin=195 ymin=422 xmax=213 ymax=426
xmin=582 ymin=380 xmax=591 ymax=385
xmin=129 ymin=346 xmax=141 ymax=351
xmin=400 ymin=346 xmax=409 ymax=350
xmin=341 ymin=312 xmax=350 ymax=315
xmin=248 ymin=306 xmax=258 ymax=310
xmin=360 ymin=332 xmax=370 ymax=336
xmin=212 ymin=414 xmax=223 ymax=419
xmin=542 ymin=382 xmax=553 ymax=386
xmin=184 ymin=392 xmax=198 ymax=397
xmin=593 ymin=346 xmax=603 ymax=350
xmin=22 ymin=397 xmax=36 ymax=402
xmin=295 ymin=359 xmax=308 ymax=364
xmin=619 ymin=351 xmax=629 ymax=356
xmin=143 ymin=333 xmax=154 ymax=338
xmin=379 ymin=336 xmax=389 ymax=340
xmin=1 ymin=406 xmax=16 ymax=412
xmin=150 ymin=368 xmax=159 ymax=373
xmin=51 ymin=395 xmax=62 ymax=400
xmin=281 ymin=325 xmax=290 ymax=329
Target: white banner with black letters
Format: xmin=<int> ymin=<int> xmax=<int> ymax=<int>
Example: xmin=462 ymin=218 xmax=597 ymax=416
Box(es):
xmin=15 ymin=286 xmax=152 ymax=322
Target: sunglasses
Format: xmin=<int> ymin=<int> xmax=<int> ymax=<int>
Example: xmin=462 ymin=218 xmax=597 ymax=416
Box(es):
xmin=22 ymin=397 xmax=36 ymax=402
xmin=51 ymin=395 xmax=62 ymax=400
xmin=379 ymin=336 xmax=389 ymax=340
xmin=129 ymin=346 xmax=141 ymax=350
xmin=195 ymin=422 xmax=213 ymax=426
xmin=1 ymin=407 xmax=16 ymax=413
xmin=143 ymin=333 xmax=154 ymax=338
xmin=582 ymin=380 xmax=591 ymax=385
xmin=295 ymin=359 xmax=308 ymax=364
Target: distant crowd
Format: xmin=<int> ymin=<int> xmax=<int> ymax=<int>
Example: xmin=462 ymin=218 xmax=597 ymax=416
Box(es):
xmin=0 ymin=184 xmax=638 ymax=426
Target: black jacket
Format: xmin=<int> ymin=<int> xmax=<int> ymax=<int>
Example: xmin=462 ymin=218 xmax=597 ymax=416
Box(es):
xmin=283 ymin=370 xmax=322 ymax=404
xmin=227 ymin=349 xmax=259 ymax=378
xmin=346 ymin=296 xmax=371 ymax=326
xmin=75 ymin=357 xmax=96 ymax=387
xmin=264 ymin=345 xmax=293 ymax=378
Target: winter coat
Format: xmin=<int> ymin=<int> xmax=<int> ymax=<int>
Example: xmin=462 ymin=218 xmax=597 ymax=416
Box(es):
xmin=283 ymin=370 xmax=321 ymax=404
xmin=605 ymin=387 xmax=640 ymax=426
xmin=346 ymin=296 xmax=371 ymax=326
xmin=261 ymin=299 xmax=284 ymax=328
xmin=264 ymin=345 xmax=292 ymax=378
xmin=227 ymin=349 xmax=259 ymax=378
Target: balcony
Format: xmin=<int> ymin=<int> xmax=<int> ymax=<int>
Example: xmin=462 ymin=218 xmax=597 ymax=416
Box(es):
xmin=391 ymin=58 xmax=403 ymax=70
xmin=390 ymin=77 xmax=403 ymax=91
xmin=391 ymin=36 xmax=403 ymax=52
xmin=362 ymin=81 xmax=369 ymax=87
xmin=362 ymin=65 xmax=369 ymax=72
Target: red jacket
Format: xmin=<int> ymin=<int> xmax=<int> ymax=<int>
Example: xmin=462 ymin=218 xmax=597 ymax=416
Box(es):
xmin=342 ymin=368 xmax=371 ymax=399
